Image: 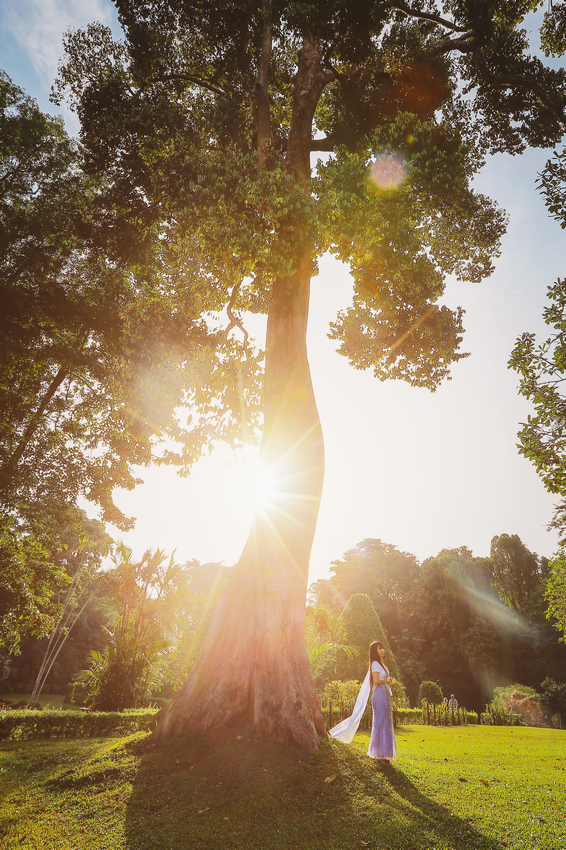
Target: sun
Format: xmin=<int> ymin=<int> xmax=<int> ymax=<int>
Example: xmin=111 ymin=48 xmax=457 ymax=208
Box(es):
xmin=248 ymin=464 xmax=280 ymax=514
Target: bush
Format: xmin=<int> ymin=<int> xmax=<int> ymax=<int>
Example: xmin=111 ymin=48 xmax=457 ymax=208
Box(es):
xmin=480 ymin=701 xmax=520 ymax=726
xmin=0 ymin=708 xmax=157 ymax=741
xmin=481 ymin=684 xmax=546 ymax=727
xmin=540 ymin=683 xmax=566 ymax=725
xmin=76 ymin=636 xmax=163 ymax=712
xmin=394 ymin=708 xmax=423 ymax=725
xmin=323 ymin=678 xmax=407 ymax=710
xmin=419 ymin=681 xmax=443 ymax=705
xmin=390 ymin=678 xmax=408 ymax=709
xmin=322 ymin=680 xmax=363 ymax=705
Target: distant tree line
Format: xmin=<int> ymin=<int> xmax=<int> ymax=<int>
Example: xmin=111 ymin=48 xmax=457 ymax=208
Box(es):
xmin=2 ymin=533 xmax=565 ymax=715
xmin=308 ymin=536 xmax=566 ymax=712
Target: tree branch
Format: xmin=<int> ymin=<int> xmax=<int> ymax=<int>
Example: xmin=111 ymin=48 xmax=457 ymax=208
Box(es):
xmin=225 ymin=279 xmax=249 ymax=349
xmin=382 ymin=0 xmax=469 ymax=34
xmin=2 ymin=364 xmax=70 ymax=481
xmin=431 ymin=32 xmax=476 ymax=56
xmin=309 ymin=136 xmax=337 ymax=151
xmin=473 ymin=47 xmax=566 ymax=123
xmin=0 ymin=329 xmax=90 ymax=486
xmin=154 ymin=73 xmax=226 ymax=97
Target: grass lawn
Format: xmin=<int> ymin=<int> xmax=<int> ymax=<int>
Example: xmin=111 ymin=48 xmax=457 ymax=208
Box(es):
xmin=0 ymin=724 xmax=564 ymax=849
xmin=0 ymin=693 xmax=67 ymax=710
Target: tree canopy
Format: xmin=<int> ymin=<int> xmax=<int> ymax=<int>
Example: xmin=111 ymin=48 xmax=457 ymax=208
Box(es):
xmin=310 ymin=538 xmax=420 ymax=639
xmin=0 ymin=69 xmax=261 ymax=652
xmin=53 ymin=0 xmax=555 ymax=400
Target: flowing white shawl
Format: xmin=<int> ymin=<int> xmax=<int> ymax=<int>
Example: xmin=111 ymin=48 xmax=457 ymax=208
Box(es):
xmin=328 ymin=670 xmax=371 ymax=743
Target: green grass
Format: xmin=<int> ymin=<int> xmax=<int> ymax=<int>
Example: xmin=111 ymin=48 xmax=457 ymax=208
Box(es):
xmin=0 ymin=725 xmax=564 ymax=849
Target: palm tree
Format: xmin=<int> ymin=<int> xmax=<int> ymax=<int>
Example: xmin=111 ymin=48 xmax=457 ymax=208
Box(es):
xmin=77 ymin=545 xmax=187 ymax=710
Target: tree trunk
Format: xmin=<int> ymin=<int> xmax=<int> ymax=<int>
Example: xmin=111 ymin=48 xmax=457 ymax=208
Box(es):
xmin=153 ymin=38 xmax=330 ymax=751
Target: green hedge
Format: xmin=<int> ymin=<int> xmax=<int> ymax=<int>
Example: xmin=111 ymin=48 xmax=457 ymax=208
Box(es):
xmin=393 ymin=708 xmax=424 ymax=725
xmin=323 ymin=703 xmax=476 ymax=730
xmin=393 ymin=708 xmax=478 ymax=726
xmin=420 ymin=705 xmax=479 ymax=726
xmin=0 ymin=708 xmax=159 ymax=741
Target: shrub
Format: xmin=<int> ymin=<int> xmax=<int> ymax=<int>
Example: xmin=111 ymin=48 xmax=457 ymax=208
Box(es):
xmin=322 ymin=680 xmax=362 ymax=704
xmin=305 ymin=605 xmax=353 ymax=686
xmin=540 ymin=683 xmax=566 ymax=725
xmin=390 ymin=678 xmax=408 ymax=709
xmin=481 ymin=701 xmax=520 ymax=726
xmin=419 ymin=681 xmax=443 ymax=705
xmin=482 ymin=684 xmax=546 ymax=727
xmin=76 ymin=635 xmax=163 ymax=711
xmin=323 ymin=677 xmax=406 ymax=709
xmin=394 ymin=708 xmax=423 ymax=725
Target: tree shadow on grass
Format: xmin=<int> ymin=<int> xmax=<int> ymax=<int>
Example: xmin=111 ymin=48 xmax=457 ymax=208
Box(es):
xmin=359 ymin=760 xmax=501 ymax=850
xmin=123 ymin=732 xmax=504 ymax=850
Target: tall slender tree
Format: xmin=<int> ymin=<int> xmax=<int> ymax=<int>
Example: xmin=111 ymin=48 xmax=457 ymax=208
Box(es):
xmin=337 ymin=592 xmax=399 ymax=682
xmin=54 ymin=1 xmax=566 ymax=749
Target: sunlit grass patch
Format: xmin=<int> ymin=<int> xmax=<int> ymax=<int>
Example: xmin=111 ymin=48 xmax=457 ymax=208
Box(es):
xmin=355 ymin=725 xmax=566 ymax=850
xmin=0 ymin=725 xmax=564 ymax=849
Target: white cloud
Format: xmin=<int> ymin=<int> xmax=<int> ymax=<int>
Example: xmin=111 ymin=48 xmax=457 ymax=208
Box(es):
xmin=2 ymin=0 xmax=116 ymax=82
xmin=0 ymin=0 xmax=120 ymax=131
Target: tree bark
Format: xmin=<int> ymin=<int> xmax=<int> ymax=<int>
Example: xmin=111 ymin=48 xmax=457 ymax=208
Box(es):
xmin=153 ymin=38 xmax=330 ymax=751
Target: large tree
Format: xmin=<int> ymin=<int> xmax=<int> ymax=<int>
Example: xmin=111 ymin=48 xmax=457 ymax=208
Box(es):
xmin=507 ymin=5 xmax=566 ymax=646
xmin=54 ymin=1 xmax=566 ymax=749
xmin=310 ymin=538 xmax=420 ymax=639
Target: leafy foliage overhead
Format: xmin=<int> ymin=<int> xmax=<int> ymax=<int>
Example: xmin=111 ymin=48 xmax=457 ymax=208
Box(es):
xmin=52 ymin=0 xmax=566 ymax=402
xmin=0 ymin=71 xmax=262 ymax=530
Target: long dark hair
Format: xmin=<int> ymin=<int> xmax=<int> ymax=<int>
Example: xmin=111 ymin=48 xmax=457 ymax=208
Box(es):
xmin=369 ymin=641 xmax=388 ymax=679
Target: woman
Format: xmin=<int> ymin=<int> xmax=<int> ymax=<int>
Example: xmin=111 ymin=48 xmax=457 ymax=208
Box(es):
xmin=367 ymin=641 xmax=396 ymax=763
xmin=329 ymin=640 xmax=396 ymax=764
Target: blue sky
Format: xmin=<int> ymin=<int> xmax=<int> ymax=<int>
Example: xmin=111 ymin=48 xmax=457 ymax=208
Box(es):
xmin=2 ymin=1 xmax=565 ymax=582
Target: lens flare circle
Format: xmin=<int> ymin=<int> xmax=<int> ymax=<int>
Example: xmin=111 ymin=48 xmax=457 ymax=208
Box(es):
xmin=368 ymin=152 xmax=407 ymax=193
